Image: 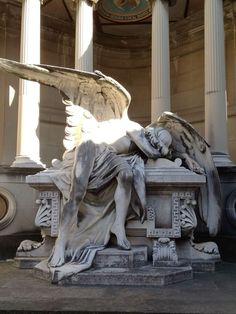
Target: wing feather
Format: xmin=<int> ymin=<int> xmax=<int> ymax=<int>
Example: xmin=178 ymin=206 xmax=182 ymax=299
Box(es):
xmin=0 ymin=58 xmax=131 ymax=150
xmin=154 ymin=112 xmax=222 ymax=236
xmin=0 ymin=58 xmax=130 ymax=117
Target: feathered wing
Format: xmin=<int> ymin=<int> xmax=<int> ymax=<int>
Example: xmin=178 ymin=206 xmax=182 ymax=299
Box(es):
xmin=0 ymin=58 xmax=131 ymax=149
xmin=153 ymin=111 xmax=222 ymax=236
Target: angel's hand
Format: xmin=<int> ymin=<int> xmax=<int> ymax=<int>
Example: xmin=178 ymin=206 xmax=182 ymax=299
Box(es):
xmin=184 ymin=154 xmax=205 ymax=174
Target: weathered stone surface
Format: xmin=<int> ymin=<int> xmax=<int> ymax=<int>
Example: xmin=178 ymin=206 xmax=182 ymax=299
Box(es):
xmin=190 ymin=260 xmax=222 ymax=272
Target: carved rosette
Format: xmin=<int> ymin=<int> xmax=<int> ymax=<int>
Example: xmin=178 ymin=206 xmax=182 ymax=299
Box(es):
xmin=35 ymin=191 xmax=60 ymax=237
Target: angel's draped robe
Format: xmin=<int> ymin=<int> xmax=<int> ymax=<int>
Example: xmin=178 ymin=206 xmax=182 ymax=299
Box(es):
xmin=49 ymin=142 xmax=145 ymax=281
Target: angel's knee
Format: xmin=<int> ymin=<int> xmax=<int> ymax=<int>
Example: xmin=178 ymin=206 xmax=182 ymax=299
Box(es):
xmin=117 ymin=168 xmax=133 ymax=186
xmin=61 ymin=200 xmax=76 ymax=221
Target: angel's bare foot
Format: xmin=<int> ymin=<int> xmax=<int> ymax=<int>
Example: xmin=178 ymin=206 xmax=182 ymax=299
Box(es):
xmin=111 ymin=223 xmax=131 ymax=250
xmin=48 ymin=243 xmax=65 ymax=267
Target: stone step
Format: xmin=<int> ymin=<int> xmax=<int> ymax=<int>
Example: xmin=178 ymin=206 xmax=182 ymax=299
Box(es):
xmin=34 ymin=259 xmax=193 ymax=286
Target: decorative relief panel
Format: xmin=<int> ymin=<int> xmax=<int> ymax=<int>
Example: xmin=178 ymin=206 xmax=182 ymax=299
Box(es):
xmin=153 ymin=238 xmax=178 ymax=265
xmin=146 ymin=191 xmax=196 ymax=239
xmin=35 ymin=191 xmax=60 ymax=237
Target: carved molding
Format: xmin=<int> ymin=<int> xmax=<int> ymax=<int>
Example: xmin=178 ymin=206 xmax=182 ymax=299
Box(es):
xmin=0 ymin=187 xmax=16 ymax=230
xmin=146 ymin=201 xmax=181 ymax=238
xmin=147 ymin=191 xmax=197 ymax=239
xmin=35 ymin=191 xmax=60 ymax=237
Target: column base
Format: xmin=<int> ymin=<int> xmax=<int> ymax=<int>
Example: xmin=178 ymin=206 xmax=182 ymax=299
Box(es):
xmin=11 ymin=156 xmax=45 ymax=169
xmin=212 ymin=153 xmax=235 ymax=167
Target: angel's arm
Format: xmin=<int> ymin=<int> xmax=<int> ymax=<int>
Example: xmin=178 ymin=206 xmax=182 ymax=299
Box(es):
xmin=127 ymin=128 xmax=163 ymax=159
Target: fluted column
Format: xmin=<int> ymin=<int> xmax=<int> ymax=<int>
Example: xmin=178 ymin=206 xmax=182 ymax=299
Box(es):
xmin=151 ymin=0 xmax=171 ymax=122
xmin=204 ymin=0 xmax=231 ymax=165
xmin=75 ymin=0 xmax=94 ymax=71
xmin=12 ymin=0 xmax=43 ymax=168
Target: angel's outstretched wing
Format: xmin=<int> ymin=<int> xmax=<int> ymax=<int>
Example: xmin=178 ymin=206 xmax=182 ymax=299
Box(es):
xmin=0 ymin=58 xmax=131 ymax=122
xmin=153 ymin=111 xmax=222 ymax=236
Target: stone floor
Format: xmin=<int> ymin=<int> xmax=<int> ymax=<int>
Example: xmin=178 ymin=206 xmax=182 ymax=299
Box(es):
xmin=0 ymin=260 xmax=236 ymax=314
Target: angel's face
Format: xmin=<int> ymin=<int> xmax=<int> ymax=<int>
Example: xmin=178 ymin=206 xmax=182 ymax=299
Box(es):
xmin=145 ymin=127 xmax=172 ymax=156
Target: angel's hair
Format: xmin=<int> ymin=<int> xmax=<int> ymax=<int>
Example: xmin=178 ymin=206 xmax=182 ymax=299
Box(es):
xmin=145 ymin=127 xmax=172 ymax=148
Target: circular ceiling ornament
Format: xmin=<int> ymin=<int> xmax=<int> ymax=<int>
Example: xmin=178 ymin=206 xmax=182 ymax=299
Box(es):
xmin=97 ymin=0 xmax=152 ymax=23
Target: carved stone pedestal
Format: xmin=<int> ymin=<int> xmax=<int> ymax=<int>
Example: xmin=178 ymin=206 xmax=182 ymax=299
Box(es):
xmin=16 ymin=158 xmax=221 ymax=285
xmin=15 ymin=172 xmax=60 ymax=267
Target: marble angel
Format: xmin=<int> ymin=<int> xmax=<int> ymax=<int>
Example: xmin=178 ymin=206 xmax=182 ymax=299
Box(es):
xmin=0 ymin=58 xmax=222 ymax=278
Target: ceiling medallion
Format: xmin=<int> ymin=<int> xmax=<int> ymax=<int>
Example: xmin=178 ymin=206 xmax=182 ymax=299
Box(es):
xmin=97 ymin=0 xmax=152 ymax=23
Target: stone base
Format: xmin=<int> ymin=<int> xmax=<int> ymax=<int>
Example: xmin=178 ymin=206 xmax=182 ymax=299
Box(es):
xmin=34 ymin=260 xmax=193 ymax=286
xmin=15 ymin=256 xmax=44 ymax=269
xmin=188 ymin=259 xmax=222 ymax=272
xmin=15 ymin=235 xmax=55 ymax=268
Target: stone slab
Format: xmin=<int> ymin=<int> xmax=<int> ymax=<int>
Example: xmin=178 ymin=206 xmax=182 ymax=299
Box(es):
xmin=145 ymin=165 xmax=206 ymax=186
xmin=34 ymin=260 xmax=193 ymax=286
xmin=189 ymin=259 xmax=222 ymax=272
xmin=15 ymin=246 xmax=148 ymax=269
xmin=15 ymin=257 xmax=44 ymax=269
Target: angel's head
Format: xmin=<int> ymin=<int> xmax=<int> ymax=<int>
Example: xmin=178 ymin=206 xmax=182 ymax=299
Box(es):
xmin=145 ymin=127 xmax=172 ymax=156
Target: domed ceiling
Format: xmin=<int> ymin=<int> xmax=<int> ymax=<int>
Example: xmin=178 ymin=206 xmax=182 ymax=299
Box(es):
xmin=40 ymin=0 xmax=204 ymax=48
xmin=97 ymin=0 xmax=152 ymax=23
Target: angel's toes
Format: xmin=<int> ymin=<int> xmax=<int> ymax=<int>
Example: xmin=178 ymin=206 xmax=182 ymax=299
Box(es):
xmin=49 ymin=254 xmax=65 ymax=268
xmin=48 ymin=247 xmax=65 ymax=267
xmin=118 ymin=238 xmax=131 ymax=250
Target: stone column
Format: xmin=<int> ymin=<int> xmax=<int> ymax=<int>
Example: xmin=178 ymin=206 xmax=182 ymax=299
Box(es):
xmin=75 ymin=0 xmax=94 ymax=71
xmin=151 ymin=0 xmax=171 ymax=122
xmin=204 ymin=0 xmax=232 ymax=165
xmin=12 ymin=0 xmax=43 ymax=168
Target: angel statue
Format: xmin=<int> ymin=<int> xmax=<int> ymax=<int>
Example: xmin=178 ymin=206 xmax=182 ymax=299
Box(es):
xmin=0 ymin=58 xmax=222 ymax=280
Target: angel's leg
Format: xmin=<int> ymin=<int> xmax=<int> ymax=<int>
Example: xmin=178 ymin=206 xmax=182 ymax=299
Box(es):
xmin=111 ymin=168 xmax=133 ymax=250
xmin=49 ymin=141 xmax=96 ymax=267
